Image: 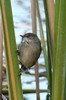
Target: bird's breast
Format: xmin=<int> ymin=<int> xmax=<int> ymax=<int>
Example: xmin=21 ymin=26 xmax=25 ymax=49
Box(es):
xmin=19 ymin=42 xmax=41 ymax=68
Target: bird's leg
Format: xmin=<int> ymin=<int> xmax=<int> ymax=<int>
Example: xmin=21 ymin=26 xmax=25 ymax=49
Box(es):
xmin=18 ymin=60 xmax=28 ymax=76
xmin=18 ymin=60 xmax=22 ymax=76
xmin=21 ymin=64 xmax=27 ymax=71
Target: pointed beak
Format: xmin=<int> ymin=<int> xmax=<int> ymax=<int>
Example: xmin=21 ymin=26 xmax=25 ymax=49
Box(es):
xmin=20 ymin=35 xmax=24 ymax=37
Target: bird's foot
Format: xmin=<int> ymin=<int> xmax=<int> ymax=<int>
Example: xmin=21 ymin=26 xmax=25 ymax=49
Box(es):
xmin=18 ymin=68 xmax=23 ymax=76
xmin=18 ymin=63 xmax=28 ymax=76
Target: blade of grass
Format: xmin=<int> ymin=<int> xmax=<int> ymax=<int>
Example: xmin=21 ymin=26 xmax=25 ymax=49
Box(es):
xmin=43 ymin=0 xmax=53 ymax=98
xmin=0 ymin=9 xmax=3 ymax=100
xmin=45 ymin=0 xmax=54 ymax=53
xmin=52 ymin=0 xmax=60 ymax=99
xmin=0 ymin=0 xmax=24 ymax=100
xmin=52 ymin=0 xmax=66 ymax=100
xmin=36 ymin=0 xmax=52 ymax=94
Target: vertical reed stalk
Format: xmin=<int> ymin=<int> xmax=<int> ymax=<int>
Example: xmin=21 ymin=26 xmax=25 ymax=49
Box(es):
xmin=0 ymin=10 xmax=3 ymax=100
xmin=43 ymin=1 xmax=53 ymax=98
xmin=52 ymin=0 xmax=66 ymax=100
xmin=0 ymin=0 xmax=24 ymax=100
xmin=36 ymin=0 xmax=52 ymax=96
xmin=31 ymin=0 xmax=40 ymax=100
xmin=52 ymin=0 xmax=60 ymax=99
xmin=46 ymin=0 xmax=54 ymax=53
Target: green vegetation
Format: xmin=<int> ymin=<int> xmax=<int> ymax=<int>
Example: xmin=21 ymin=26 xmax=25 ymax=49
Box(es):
xmin=0 ymin=0 xmax=66 ymax=100
xmin=0 ymin=0 xmax=24 ymax=100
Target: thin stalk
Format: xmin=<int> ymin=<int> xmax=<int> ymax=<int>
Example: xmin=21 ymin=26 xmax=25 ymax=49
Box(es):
xmin=31 ymin=0 xmax=36 ymax=34
xmin=34 ymin=63 xmax=40 ymax=100
xmin=43 ymin=0 xmax=53 ymax=98
xmin=46 ymin=0 xmax=54 ymax=53
xmin=0 ymin=10 xmax=3 ymax=100
xmin=52 ymin=0 xmax=60 ymax=99
xmin=0 ymin=0 xmax=24 ymax=100
xmin=2 ymin=89 xmax=48 ymax=94
xmin=31 ymin=0 xmax=40 ymax=100
xmin=36 ymin=0 xmax=52 ymax=93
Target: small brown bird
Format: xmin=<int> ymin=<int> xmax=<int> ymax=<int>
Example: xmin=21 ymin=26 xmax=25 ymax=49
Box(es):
xmin=17 ymin=33 xmax=41 ymax=72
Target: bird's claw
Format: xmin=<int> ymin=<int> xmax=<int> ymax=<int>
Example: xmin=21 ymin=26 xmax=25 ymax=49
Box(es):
xmin=18 ymin=68 xmax=22 ymax=76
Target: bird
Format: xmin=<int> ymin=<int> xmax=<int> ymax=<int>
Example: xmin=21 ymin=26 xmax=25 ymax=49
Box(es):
xmin=17 ymin=33 xmax=41 ymax=72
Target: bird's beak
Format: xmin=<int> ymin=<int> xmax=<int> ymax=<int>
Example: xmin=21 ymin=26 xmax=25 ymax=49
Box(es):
xmin=20 ymin=35 xmax=24 ymax=37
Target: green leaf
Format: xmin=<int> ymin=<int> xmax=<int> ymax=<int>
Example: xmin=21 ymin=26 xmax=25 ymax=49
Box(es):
xmin=52 ymin=0 xmax=66 ymax=100
xmin=0 ymin=0 xmax=24 ymax=100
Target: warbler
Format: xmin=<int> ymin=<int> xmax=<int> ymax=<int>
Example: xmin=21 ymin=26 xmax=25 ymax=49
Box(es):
xmin=17 ymin=33 xmax=41 ymax=72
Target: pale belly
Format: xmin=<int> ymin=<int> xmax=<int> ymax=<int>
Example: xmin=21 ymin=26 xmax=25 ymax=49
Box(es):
xmin=19 ymin=43 xmax=40 ymax=68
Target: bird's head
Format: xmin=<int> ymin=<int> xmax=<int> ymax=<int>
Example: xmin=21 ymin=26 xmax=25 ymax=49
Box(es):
xmin=20 ymin=33 xmax=39 ymax=43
